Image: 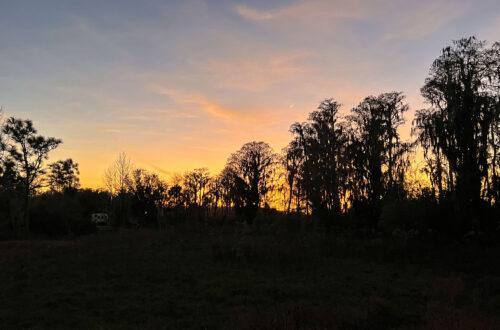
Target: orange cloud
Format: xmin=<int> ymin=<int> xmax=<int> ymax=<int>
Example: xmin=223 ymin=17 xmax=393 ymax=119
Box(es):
xmin=153 ymin=85 xmax=302 ymax=126
xmin=202 ymin=50 xmax=313 ymax=92
xmin=155 ymin=87 xmax=238 ymax=120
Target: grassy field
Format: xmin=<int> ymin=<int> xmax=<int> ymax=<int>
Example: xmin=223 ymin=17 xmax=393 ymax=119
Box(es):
xmin=1 ymin=222 xmax=500 ymax=329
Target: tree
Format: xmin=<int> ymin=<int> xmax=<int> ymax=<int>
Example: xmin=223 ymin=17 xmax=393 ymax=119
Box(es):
xmin=416 ymin=37 xmax=500 ymax=231
xmin=103 ymin=152 xmax=132 ymax=196
xmin=282 ymin=141 xmax=303 ymax=214
xmin=47 ymin=159 xmax=80 ymax=192
xmin=214 ymin=166 xmax=239 ymax=216
xmin=128 ymin=168 xmax=167 ymax=226
xmin=226 ymin=141 xmax=278 ymax=222
xmin=2 ymin=118 xmax=61 ymax=235
xmin=347 ymin=92 xmax=410 ymax=227
xmin=166 ymin=184 xmax=184 ymax=209
xmin=287 ymin=99 xmax=348 ymax=222
xmin=413 ymin=108 xmax=454 ymax=201
xmin=0 ymin=159 xmax=22 ymax=226
xmin=103 ymin=152 xmax=133 ymax=225
xmin=183 ymin=168 xmax=211 ymax=207
xmin=0 ymin=110 xmax=22 ymax=224
xmin=0 ymin=108 xmax=5 ymax=167
xmin=205 ymin=171 xmax=231 ymax=217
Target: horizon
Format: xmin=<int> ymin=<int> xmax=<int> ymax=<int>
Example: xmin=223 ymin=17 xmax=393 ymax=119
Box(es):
xmin=2 ymin=0 xmax=500 ymax=188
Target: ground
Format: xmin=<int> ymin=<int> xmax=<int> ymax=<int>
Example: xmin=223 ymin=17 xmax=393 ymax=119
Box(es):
xmin=1 ymin=222 xmax=500 ymax=329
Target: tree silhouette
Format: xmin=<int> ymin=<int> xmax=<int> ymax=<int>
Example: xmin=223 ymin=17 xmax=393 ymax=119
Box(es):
xmin=282 ymin=140 xmax=302 ymax=214
xmin=347 ymin=92 xmax=410 ymax=227
xmin=103 ymin=152 xmax=133 ymax=225
xmin=183 ymin=168 xmax=211 ymax=207
xmin=226 ymin=141 xmax=278 ymax=222
xmin=287 ymin=99 xmax=348 ymax=222
xmin=2 ymin=118 xmax=61 ymax=235
xmin=213 ymin=166 xmax=239 ymax=217
xmin=47 ymin=159 xmax=80 ymax=192
xmin=166 ymin=184 xmax=183 ymax=209
xmin=103 ymin=152 xmax=132 ymax=196
xmin=416 ymin=37 xmax=500 ymax=231
xmin=128 ymin=168 xmax=167 ymax=226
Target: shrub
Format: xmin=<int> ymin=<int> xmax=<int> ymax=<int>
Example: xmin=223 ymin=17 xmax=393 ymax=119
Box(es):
xmin=69 ymin=216 xmax=97 ymax=236
xmin=30 ymin=191 xmax=97 ymax=238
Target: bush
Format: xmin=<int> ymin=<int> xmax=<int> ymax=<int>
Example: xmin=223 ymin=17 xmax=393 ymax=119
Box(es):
xmin=69 ymin=216 xmax=97 ymax=236
xmin=30 ymin=202 xmax=70 ymax=237
xmin=380 ymin=196 xmax=456 ymax=236
xmin=30 ymin=191 xmax=98 ymax=238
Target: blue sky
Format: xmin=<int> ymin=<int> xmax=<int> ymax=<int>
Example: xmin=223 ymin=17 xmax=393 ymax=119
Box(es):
xmin=1 ymin=0 xmax=499 ymax=186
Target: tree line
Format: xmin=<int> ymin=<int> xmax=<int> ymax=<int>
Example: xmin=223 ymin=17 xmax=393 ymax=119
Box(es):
xmin=0 ymin=37 xmax=498 ymax=239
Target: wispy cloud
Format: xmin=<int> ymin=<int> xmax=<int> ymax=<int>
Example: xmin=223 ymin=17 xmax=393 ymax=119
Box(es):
xmin=383 ymin=1 xmax=469 ymax=41
xmin=101 ymin=128 xmax=123 ymax=134
xmin=234 ymin=4 xmax=277 ymax=21
xmin=235 ymin=0 xmax=470 ymax=42
xmin=234 ymin=0 xmax=375 ymax=22
xmin=160 ymin=87 xmax=299 ymax=125
xmin=156 ymin=88 xmax=237 ymax=120
xmin=146 ymin=164 xmax=172 ymax=176
xmin=201 ymin=50 xmax=313 ymax=92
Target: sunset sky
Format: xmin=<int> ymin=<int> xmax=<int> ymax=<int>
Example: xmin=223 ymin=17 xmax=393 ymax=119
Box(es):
xmin=1 ymin=0 xmax=500 ymax=187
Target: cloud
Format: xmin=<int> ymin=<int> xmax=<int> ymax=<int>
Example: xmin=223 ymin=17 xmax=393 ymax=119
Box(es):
xmin=101 ymin=128 xmax=123 ymax=134
xmin=152 ymin=85 xmax=304 ymax=131
xmin=234 ymin=0 xmax=375 ymax=22
xmin=146 ymin=164 xmax=172 ymax=176
xmin=157 ymin=88 xmax=237 ymax=120
xmin=382 ymin=1 xmax=469 ymax=41
xmin=235 ymin=0 xmax=470 ymax=42
xmin=234 ymin=4 xmax=277 ymax=21
xmin=201 ymin=50 xmax=313 ymax=92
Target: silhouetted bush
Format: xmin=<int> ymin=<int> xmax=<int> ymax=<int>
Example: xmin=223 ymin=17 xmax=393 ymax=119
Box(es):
xmin=29 ymin=191 xmax=101 ymax=238
xmin=69 ymin=216 xmax=97 ymax=236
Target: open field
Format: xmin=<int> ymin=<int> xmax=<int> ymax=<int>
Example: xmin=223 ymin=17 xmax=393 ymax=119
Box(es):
xmin=2 ymin=223 xmax=500 ymax=329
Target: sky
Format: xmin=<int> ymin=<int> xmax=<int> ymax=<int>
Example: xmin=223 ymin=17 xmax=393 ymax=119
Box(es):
xmin=1 ymin=0 xmax=500 ymax=188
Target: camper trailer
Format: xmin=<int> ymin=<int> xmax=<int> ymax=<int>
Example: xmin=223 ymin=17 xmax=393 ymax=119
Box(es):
xmin=91 ymin=213 xmax=110 ymax=229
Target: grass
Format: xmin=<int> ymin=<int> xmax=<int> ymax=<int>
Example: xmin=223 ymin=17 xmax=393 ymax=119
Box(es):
xmin=1 ymin=221 xmax=500 ymax=329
